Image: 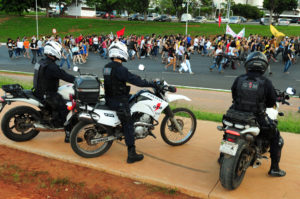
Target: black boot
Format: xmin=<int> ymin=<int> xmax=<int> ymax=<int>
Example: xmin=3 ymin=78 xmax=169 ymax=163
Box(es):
xmin=64 ymin=131 xmax=70 ymax=143
xmin=127 ymin=145 xmax=144 ymax=164
xmin=268 ymin=161 xmax=286 ymax=177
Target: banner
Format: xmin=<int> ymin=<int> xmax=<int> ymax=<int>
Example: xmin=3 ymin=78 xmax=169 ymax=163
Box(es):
xmin=225 ymin=24 xmax=237 ymax=38
xmin=236 ymin=28 xmax=245 ymax=39
xmin=116 ymin=27 xmax=125 ymax=38
xmin=270 ymin=25 xmax=285 ymax=37
xmin=218 ymin=15 xmax=221 ymax=28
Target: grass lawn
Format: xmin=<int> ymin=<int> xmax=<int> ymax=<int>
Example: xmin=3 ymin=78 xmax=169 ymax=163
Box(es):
xmin=0 ymin=16 xmax=299 ymax=42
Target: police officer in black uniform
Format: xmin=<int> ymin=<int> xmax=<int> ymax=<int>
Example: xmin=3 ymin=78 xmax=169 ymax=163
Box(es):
xmin=103 ymin=41 xmax=154 ymax=164
xmin=33 ymin=41 xmax=75 ymax=143
xmin=231 ymin=51 xmax=285 ymax=177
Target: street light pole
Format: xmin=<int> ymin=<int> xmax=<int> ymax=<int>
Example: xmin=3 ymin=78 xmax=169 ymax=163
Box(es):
xmin=185 ymin=0 xmax=190 ymax=35
xmin=35 ymin=0 xmax=39 ymax=39
xmin=76 ymin=0 xmax=78 ymax=19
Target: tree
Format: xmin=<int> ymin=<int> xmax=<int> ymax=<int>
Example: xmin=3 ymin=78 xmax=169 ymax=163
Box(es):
xmin=86 ymin=0 xmax=118 ymax=20
xmin=0 ymin=0 xmax=33 ymax=15
xmin=232 ymin=4 xmax=263 ymax=20
xmin=132 ymin=0 xmax=150 ymax=21
xmin=171 ymin=0 xmax=183 ymax=17
xmin=263 ymin=0 xmax=298 ymax=23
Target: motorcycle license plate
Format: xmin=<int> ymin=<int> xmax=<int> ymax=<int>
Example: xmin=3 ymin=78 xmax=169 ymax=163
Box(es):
xmin=219 ymin=140 xmax=239 ymax=156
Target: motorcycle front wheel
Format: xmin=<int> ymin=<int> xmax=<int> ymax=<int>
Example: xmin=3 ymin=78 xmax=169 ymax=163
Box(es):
xmin=70 ymin=121 xmax=113 ymax=158
xmin=1 ymin=106 xmax=40 ymax=142
xmin=219 ymin=139 xmax=249 ymax=190
xmin=160 ymin=108 xmax=196 ymax=146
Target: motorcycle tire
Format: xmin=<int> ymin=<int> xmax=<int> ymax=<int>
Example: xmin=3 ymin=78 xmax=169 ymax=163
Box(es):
xmin=160 ymin=108 xmax=196 ymax=146
xmin=219 ymin=139 xmax=249 ymax=190
xmin=70 ymin=121 xmax=113 ymax=158
xmin=1 ymin=106 xmax=40 ymax=142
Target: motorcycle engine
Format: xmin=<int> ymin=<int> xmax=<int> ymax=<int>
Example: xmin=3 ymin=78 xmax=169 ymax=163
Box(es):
xmin=134 ymin=114 xmax=152 ymax=139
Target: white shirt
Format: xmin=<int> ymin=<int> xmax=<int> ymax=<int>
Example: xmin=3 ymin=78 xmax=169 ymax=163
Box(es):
xmin=178 ymin=46 xmax=185 ymax=56
xmin=17 ymin=41 xmax=23 ymax=48
xmin=193 ymin=38 xmax=199 ymax=46
xmin=93 ymin=37 xmax=98 ymax=45
xmin=206 ymin=41 xmax=211 ymax=49
xmin=37 ymin=40 xmax=43 ymax=48
xmin=200 ymin=38 xmax=205 ymax=46
xmin=140 ymin=40 xmax=145 ymax=49
xmin=216 ymin=49 xmax=223 ymax=55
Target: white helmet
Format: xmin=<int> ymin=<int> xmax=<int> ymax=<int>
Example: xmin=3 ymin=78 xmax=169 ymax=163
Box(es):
xmin=108 ymin=41 xmax=128 ymax=62
xmin=44 ymin=41 xmax=62 ymax=60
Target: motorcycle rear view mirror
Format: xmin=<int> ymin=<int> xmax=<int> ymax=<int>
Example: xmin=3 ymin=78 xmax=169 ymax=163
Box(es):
xmin=138 ymin=64 xmax=145 ymax=71
xmin=286 ymin=87 xmax=296 ymax=95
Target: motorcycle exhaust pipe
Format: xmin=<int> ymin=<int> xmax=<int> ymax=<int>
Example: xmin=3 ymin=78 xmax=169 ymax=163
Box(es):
xmin=134 ymin=122 xmax=154 ymax=127
xmin=33 ymin=123 xmax=64 ymax=132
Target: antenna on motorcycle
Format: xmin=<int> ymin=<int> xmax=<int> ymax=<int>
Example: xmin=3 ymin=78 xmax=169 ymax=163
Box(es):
xmin=138 ymin=64 xmax=146 ymax=79
xmin=73 ymin=66 xmax=81 ymax=75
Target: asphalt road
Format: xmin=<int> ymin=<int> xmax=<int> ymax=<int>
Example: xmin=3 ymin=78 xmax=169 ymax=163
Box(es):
xmin=0 ymin=46 xmax=299 ymax=92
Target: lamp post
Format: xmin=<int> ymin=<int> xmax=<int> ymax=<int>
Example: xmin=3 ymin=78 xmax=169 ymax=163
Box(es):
xmin=185 ymin=0 xmax=191 ymax=35
xmin=35 ymin=0 xmax=39 ymax=39
xmin=76 ymin=0 xmax=78 ymax=19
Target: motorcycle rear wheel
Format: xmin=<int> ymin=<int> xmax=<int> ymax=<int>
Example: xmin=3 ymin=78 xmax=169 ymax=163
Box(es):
xmin=160 ymin=108 xmax=197 ymax=146
xmin=1 ymin=106 xmax=40 ymax=142
xmin=70 ymin=121 xmax=113 ymax=158
xmin=219 ymin=139 xmax=249 ymax=190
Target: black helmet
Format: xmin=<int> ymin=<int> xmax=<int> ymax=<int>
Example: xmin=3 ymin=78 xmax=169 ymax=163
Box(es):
xmin=244 ymin=51 xmax=269 ymax=74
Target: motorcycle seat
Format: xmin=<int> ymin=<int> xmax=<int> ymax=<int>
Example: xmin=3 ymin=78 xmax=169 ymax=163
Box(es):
xmin=23 ymin=90 xmax=42 ymax=102
xmin=95 ymin=102 xmax=111 ymax=110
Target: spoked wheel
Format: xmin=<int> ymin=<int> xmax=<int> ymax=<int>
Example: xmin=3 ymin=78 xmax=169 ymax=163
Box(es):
xmin=1 ymin=106 xmax=40 ymax=142
xmin=220 ymin=139 xmax=249 ymax=190
xmin=160 ymin=108 xmax=197 ymax=146
xmin=70 ymin=121 xmax=113 ymax=158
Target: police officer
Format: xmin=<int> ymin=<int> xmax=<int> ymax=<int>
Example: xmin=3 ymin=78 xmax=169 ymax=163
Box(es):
xmin=103 ymin=41 xmax=154 ymax=164
xmin=33 ymin=41 xmax=75 ymax=143
xmin=231 ymin=51 xmax=285 ymax=177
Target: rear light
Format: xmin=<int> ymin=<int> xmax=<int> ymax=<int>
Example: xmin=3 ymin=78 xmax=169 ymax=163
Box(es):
xmin=227 ymin=138 xmax=235 ymax=143
xmin=67 ymin=96 xmax=76 ymax=111
xmin=225 ymin=129 xmax=240 ymax=136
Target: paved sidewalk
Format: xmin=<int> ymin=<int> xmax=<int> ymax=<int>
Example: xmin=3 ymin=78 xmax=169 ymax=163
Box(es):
xmin=0 ymin=103 xmax=299 ymax=198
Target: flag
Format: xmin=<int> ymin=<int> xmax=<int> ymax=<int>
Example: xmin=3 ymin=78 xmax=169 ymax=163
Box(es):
xmin=237 ymin=28 xmax=245 ymax=39
xmin=218 ymin=14 xmax=221 ymax=28
xmin=270 ymin=25 xmax=285 ymax=37
xmin=116 ymin=27 xmax=125 ymax=38
xmin=225 ymin=24 xmax=237 ymax=38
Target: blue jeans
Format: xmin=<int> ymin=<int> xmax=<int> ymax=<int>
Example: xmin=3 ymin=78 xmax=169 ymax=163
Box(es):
xmin=210 ymin=58 xmax=223 ymax=72
xmin=101 ymin=48 xmax=107 ymax=58
xmin=60 ymin=57 xmax=71 ymax=69
xmin=284 ymin=59 xmax=291 ymax=72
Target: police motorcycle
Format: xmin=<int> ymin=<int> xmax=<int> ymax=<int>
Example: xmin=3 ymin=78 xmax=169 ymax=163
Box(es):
xmin=68 ymin=65 xmax=197 ymax=158
xmin=0 ymin=82 xmax=77 ymax=142
xmin=217 ymin=87 xmax=296 ymax=190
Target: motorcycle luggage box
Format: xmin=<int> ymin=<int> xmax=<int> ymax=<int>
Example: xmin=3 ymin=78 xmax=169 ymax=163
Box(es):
xmin=74 ymin=75 xmax=100 ymax=104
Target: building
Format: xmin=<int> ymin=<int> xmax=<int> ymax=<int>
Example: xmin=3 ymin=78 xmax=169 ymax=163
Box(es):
xmin=67 ymin=1 xmax=96 ymax=17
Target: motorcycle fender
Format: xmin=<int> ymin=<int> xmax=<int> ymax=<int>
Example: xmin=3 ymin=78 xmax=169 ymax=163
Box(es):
xmin=131 ymin=103 xmax=155 ymax=117
xmin=58 ymin=84 xmax=74 ymax=100
xmin=5 ymin=98 xmax=43 ymax=107
xmin=165 ymin=93 xmax=191 ymax=102
xmin=266 ymin=107 xmax=278 ymax=120
xmin=240 ymin=127 xmax=260 ymax=137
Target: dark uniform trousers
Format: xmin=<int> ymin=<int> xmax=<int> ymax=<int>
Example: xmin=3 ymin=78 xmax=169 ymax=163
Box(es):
xmin=106 ymin=97 xmax=135 ymax=147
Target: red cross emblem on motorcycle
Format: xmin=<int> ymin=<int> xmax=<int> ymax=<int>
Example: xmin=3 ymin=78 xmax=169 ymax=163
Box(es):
xmin=249 ymin=82 xmax=253 ymax=88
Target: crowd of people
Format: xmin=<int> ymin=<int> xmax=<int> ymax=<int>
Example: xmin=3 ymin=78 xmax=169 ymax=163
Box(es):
xmin=5 ymin=33 xmax=300 ymax=74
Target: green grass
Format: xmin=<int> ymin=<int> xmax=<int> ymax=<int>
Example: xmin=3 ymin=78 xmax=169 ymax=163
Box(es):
xmin=171 ymin=105 xmax=300 ymax=134
xmin=0 ymin=16 xmax=299 ymax=42
xmin=0 ymin=77 xmax=33 ymax=90
xmin=0 ymin=76 xmax=299 ymax=134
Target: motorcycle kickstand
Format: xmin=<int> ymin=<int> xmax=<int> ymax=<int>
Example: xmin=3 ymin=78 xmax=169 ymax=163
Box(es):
xmin=149 ymin=131 xmax=157 ymax=139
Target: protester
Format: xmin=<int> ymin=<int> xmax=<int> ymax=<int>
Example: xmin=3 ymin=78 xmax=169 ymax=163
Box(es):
xmin=30 ymin=38 xmax=39 ymax=64
xmin=60 ymin=45 xmax=72 ymax=70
